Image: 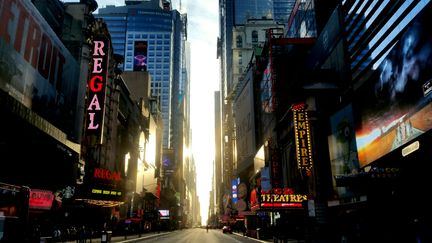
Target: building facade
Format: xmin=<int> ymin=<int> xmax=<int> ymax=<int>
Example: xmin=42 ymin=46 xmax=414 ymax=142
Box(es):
xmin=0 ymin=0 xmax=95 ymax=240
xmin=216 ymin=0 xmax=283 ymax=228
xmin=216 ymin=0 xmax=432 ymax=242
xmin=0 ymin=0 xmax=169 ymax=241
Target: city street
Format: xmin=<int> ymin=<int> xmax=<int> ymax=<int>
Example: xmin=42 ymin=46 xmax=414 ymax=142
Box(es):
xmin=129 ymin=228 xmax=267 ymax=243
xmin=68 ymin=228 xmax=294 ymax=243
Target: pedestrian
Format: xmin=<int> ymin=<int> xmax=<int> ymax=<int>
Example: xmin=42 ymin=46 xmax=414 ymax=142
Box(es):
xmin=206 ymin=225 xmax=209 ymax=232
xmin=77 ymin=225 xmax=86 ymax=243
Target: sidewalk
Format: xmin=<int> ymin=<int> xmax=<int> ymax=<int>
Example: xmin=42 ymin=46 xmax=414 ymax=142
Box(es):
xmin=232 ymin=232 xmax=302 ymax=243
xmin=232 ymin=232 xmax=272 ymax=242
xmin=65 ymin=231 xmax=172 ymax=243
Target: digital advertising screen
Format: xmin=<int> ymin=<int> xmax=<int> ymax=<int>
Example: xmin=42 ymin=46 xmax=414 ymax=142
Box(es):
xmin=133 ymin=41 xmax=148 ymax=71
xmin=158 ymin=209 xmax=170 ymax=219
xmin=354 ymin=7 xmax=432 ymax=167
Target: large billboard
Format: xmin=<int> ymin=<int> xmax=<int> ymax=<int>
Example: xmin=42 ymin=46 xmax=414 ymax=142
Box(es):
xmin=328 ymin=104 xmax=360 ymax=198
xmin=260 ymin=63 xmax=274 ymax=113
xmin=354 ymin=7 xmax=432 ymax=167
xmin=0 ymin=0 xmax=80 ymax=140
xmin=234 ymin=71 xmax=256 ymax=172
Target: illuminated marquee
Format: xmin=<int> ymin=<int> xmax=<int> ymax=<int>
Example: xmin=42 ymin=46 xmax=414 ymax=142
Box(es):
xmin=91 ymin=188 xmax=122 ymax=196
xmin=86 ymin=37 xmax=109 ymax=140
xmin=252 ymin=188 xmax=307 ymax=209
xmin=261 ymin=193 xmax=306 ymax=203
xmin=292 ymin=103 xmax=313 ymax=174
xmin=29 ymin=189 xmax=54 ymax=210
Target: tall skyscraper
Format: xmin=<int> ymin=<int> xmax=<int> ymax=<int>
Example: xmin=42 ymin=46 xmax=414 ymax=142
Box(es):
xmin=97 ymin=0 xmax=185 ymax=149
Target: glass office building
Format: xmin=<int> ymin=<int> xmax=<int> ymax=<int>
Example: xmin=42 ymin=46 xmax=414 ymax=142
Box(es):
xmin=273 ymin=0 xmax=296 ymax=26
xmin=234 ymin=0 xmax=273 ymax=25
xmin=97 ymin=3 xmax=184 ymax=148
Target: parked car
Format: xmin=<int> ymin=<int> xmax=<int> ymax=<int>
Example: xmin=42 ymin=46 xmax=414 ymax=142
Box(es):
xmin=222 ymin=225 xmax=232 ymax=234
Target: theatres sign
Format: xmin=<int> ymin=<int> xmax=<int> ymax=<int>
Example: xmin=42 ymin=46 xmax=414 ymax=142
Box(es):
xmin=251 ymin=188 xmax=307 ymax=210
xmin=86 ymin=37 xmax=109 ymax=141
xmin=292 ymin=103 xmax=313 ymax=174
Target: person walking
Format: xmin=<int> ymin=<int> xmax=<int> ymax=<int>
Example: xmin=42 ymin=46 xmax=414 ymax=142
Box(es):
xmin=77 ymin=225 xmax=86 ymax=243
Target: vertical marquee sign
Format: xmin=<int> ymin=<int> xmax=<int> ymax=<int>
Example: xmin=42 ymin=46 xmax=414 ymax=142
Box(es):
xmin=292 ymin=103 xmax=313 ymax=175
xmin=86 ymin=37 xmax=109 ymax=142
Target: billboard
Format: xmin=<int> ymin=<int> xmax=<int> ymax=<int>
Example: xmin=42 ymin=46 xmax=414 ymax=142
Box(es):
xmin=0 ymin=0 xmax=80 ymax=139
xmin=133 ymin=41 xmax=148 ymax=71
xmin=261 ymin=63 xmax=274 ymax=113
xmin=354 ymin=7 xmax=432 ymax=167
xmin=328 ymin=104 xmax=360 ymax=198
xmin=234 ymin=71 xmax=256 ymax=172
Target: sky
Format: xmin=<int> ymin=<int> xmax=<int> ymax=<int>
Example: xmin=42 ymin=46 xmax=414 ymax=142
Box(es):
xmin=90 ymin=0 xmax=220 ymax=225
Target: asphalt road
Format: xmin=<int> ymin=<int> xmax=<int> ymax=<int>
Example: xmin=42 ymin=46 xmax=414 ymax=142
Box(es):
xmin=101 ymin=228 xmax=274 ymax=243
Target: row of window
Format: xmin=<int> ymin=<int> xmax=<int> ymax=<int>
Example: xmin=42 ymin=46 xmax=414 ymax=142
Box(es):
xmin=127 ymin=39 xmax=170 ymax=45
xmin=125 ymin=63 xmax=170 ymax=70
xmin=127 ymin=33 xmax=171 ymax=39
xmin=126 ymin=45 xmax=170 ymax=51
xmin=235 ymin=31 xmax=259 ymax=47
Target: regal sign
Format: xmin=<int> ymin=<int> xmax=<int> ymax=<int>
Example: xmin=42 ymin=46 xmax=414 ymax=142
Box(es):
xmin=93 ymin=167 xmax=121 ymax=181
xmin=86 ymin=37 xmax=109 ymax=142
xmin=292 ymin=103 xmax=313 ymax=174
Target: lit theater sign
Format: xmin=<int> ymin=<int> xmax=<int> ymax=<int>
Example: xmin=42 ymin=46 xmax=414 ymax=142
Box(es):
xmin=292 ymin=103 xmax=313 ymax=174
xmin=29 ymin=189 xmax=54 ymax=210
xmin=93 ymin=167 xmax=121 ymax=181
xmin=251 ymin=188 xmax=307 ymax=210
xmin=86 ymin=37 xmax=109 ymax=142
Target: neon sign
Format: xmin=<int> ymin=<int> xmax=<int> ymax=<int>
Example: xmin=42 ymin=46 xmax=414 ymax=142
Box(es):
xmin=91 ymin=188 xmax=122 ymax=196
xmin=29 ymin=189 xmax=54 ymax=210
xmin=260 ymin=193 xmax=307 ymax=203
xmin=86 ymin=37 xmax=109 ymax=140
xmin=251 ymin=188 xmax=307 ymax=210
xmin=293 ymin=103 xmax=313 ymax=174
xmin=93 ymin=168 xmax=121 ymax=181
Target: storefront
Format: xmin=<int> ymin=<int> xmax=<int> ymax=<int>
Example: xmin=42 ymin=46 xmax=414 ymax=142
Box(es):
xmin=250 ymin=184 xmax=307 ymax=240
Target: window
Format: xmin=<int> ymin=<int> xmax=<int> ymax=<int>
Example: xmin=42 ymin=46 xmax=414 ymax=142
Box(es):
xmin=236 ymin=35 xmax=243 ymax=48
xmin=252 ymin=31 xmax=258 ymax=43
